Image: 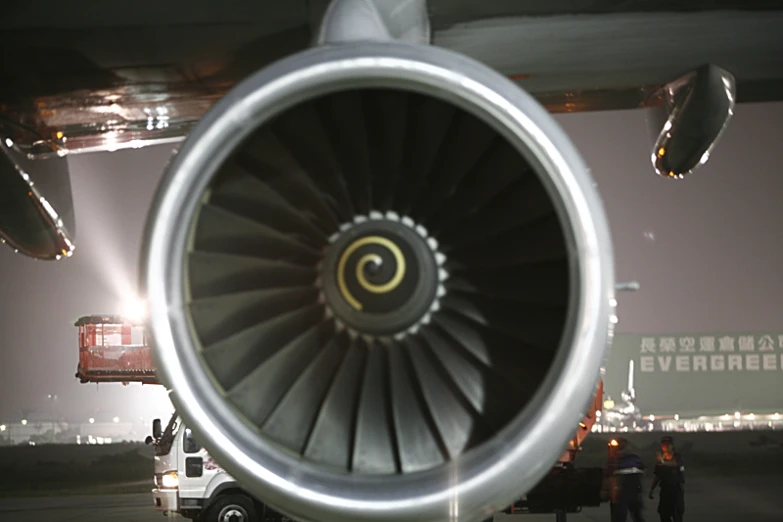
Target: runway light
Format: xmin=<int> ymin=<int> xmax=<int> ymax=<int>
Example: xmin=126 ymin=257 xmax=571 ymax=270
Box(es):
xmin=734 ymin=411 xmax=741 ymax=419
xmin=113 ymin=417 xmax=120 ymax=423
xmin=748 ymin=413 xmax=755 ymax=420
xmin=21 ymin=419 xmax=27 ymax=426
xmin=89 ymin=418 xmax=95 ymax=424
xmin=674 ymin=414 xmax=679 ymax=421
xmin=773 ymin=413 xmax=781 ymax=420
xmin=604 ymin=399 xmax=615 ymax=410
xmin=0 ymin=425 xmax=5 ymax=431
xmin=649 ymin=414 xmax=655 ymax=421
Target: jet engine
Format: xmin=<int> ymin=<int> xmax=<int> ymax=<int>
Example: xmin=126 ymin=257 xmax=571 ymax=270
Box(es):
xmin=141 ymin=20 xmax=616 ymax=522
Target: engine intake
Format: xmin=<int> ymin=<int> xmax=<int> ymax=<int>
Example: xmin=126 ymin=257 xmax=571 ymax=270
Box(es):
xmin=142 ymin=41 xmax=615 ymax=522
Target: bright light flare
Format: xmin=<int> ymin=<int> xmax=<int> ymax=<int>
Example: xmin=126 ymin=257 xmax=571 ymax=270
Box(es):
xmin=161 ymin=471 xmax=179 ymax=489
xmin=123 ymin=298 xmax=147 ymax=322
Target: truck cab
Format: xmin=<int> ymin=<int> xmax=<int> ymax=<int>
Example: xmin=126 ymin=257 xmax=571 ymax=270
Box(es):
xmin=148 ymin=412 xmax=288 ymax=522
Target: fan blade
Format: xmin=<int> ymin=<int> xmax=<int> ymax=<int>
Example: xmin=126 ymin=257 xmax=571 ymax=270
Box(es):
xmin=436 ymin=179 xmax=555 ymax=248
xmin=441 ymin=293 xmax=566 ymax=350
xmin=364 ymin=90 xmax=409 ymax=212
xmin=444 ymin=214 xmax=567 ymax=267
xmin=190 ymin=286 xmax=318 ymax=347
xmin=209 ymin=170 xmax=328 ymax=247
xmin=393 ymin=96 xmax=457 ymax=213
xmin=193 ymin=205 xmax=322 ymax=266
xmin=352 ymin=342 xmax=399 ymax=474
xmin=304 ymin=340 xmax=368 ymax=470
xmin=234 ymin=130 xmax=341 ymax=231
xmin=411 ymin=113 xmax=497 ymax=220
xmin=261 ymin=336 xmax=348 ymax=453
xmin=388 ymin=341 xmax=447 ymax=472
xmin=445 ymin=259 xmax=569 ymax=307
xmin=188 ymin=251 xmax=316 ymax=300
xmin=315 ymin=91 xmax=372 ymax=214
xmin=226 ymin=318 xmax=335 ymax=427
xmin=270 ymin=103 xmax=355 ymax=219
xmin=424 ymin=140 xmax=528 ymax=234
xmin=406 ymin=336 xmax=478 ymax=459
xmin=201 ymin=305 xmax=325 ymax=390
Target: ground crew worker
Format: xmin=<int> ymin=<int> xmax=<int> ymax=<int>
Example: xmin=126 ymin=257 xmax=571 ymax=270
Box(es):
xmin=608 ymin=437 xmax=646 ymax=522
xmin=649 ymin=435 xmax=685 ymax=522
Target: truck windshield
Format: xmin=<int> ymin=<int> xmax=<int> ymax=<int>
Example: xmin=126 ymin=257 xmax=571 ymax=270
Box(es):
xmin=155 ymin=411 xmax=178 ymax=456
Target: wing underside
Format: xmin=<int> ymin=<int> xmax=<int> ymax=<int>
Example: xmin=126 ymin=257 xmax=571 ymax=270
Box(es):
xmin=0 ymin=0 xmax=781 ymax=260
xmin=1 ymin=0 xmax=781 ymax=159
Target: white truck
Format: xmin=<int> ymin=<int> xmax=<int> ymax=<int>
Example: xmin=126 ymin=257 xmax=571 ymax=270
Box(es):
xmin=73 ymin=315 xmax=288 ymax=521
xmin=147 ymin=412 xmax=290 ymax=522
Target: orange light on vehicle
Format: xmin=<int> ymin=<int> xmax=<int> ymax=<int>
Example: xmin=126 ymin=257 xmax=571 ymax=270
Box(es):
xmin=609 ymin=439 xmax=619 ymax=447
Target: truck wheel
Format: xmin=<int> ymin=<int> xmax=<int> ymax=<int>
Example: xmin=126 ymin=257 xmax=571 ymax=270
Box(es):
xmin=204 ymin=494 xmax=259 ymax=522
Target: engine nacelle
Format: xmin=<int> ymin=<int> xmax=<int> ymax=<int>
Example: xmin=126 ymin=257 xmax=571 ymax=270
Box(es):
xmin=141 ymin=40 xmax=615 ymax=522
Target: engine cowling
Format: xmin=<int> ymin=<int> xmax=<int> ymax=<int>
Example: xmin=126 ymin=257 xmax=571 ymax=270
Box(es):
xmin=141 ymin=41 xmax=615 ymax=522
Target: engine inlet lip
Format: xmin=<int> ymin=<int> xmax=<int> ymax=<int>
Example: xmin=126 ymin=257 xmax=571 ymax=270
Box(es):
xmin=143 ymin=41 xmax=615 ymax=522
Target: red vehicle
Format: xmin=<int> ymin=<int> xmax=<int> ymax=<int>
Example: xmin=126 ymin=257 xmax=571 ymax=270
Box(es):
xmin=74 ymin=314 xmax=158 ymax=385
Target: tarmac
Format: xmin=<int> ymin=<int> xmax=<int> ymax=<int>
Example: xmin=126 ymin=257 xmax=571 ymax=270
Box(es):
xmin=1 ymin=430 xmax=782 ymax=521
xmin=1 ymin=474 xmax=781 ymax=522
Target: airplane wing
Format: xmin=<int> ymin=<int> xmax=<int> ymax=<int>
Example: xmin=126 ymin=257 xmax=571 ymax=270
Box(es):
xmin=1 ymin=0 xmax=781 ymax=258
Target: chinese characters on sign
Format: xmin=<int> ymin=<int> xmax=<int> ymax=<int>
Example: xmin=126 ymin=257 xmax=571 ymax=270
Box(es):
xmin=638 ymin=334 xmax=783 ymax=373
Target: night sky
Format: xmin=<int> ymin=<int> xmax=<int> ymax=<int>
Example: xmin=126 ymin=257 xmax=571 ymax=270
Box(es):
xmin=1 ymin=101 xmax=781 ymax=423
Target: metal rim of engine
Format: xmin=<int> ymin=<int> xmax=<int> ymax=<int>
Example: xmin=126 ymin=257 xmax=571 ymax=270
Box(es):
xmin=142 ymin=41 xmax=615 ymax=522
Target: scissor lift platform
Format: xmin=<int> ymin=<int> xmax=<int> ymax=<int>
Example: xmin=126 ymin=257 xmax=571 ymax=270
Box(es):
xmin=74 ymin=314 xmax=159 ymax=385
